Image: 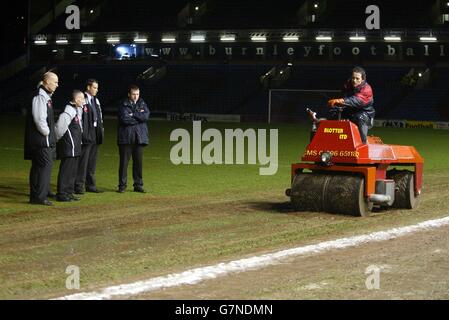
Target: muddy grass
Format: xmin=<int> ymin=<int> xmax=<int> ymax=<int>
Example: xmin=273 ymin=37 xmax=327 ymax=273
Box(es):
xmin=1 ymin=171 xmax=448 ymax=299
xmin=134 ymin=225 xmax=449 ymax=300
xmin=1 ymin=116 xmax=448 ymax=299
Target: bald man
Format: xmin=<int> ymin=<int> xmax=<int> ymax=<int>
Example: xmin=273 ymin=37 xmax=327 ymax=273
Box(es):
xmin=24 ymin=72 xmax=59 ymax=206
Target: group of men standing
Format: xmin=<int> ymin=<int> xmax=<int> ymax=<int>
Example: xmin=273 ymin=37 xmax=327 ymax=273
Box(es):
xmin=24 ymin=71 xmax=150 ymax=206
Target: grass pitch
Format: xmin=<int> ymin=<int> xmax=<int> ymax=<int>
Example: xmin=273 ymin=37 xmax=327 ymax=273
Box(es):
xmin=0 ymin=115 xmax=448 ymax=299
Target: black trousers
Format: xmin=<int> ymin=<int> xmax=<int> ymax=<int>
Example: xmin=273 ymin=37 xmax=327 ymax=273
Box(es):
xmin=118 ymin=144 xmax=144 ymax=189
xmin=29 ymin=147 xmax=54 ymax=202
xmin=57 ymin=157 xmax=79 ymax=196
xmin=75 ymin=143 xmax=98 ymax=191
xmin=86 ymin=143 xmax=98 ymax=189
xmin=351 ymin=111 xmax=372 ymax=144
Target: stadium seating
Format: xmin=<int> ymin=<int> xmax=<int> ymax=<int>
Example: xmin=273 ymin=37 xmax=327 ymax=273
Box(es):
xmin=1 ymin=63 xmax=448 ymax=122
xmin=37 ymin=0 xmax=438 ymax=32
xmin=385 ymin=88 xmax=448 ymax=121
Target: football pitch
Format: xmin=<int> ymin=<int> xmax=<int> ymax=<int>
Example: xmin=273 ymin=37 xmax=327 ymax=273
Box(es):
xmin=0 ymin=115 xmax=448 ymax=299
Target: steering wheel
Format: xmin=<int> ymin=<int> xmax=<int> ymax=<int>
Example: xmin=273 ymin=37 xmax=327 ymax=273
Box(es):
xmin=333 ymin=103 xmax=347 ymax=120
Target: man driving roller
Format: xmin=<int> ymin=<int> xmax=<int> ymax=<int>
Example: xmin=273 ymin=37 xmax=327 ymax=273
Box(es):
xmin=328 ymin=66 xmax=375 ymax=144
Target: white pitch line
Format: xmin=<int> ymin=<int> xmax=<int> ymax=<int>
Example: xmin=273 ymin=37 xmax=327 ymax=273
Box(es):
xmin=55 ymin=215 xmax=449 ymax=300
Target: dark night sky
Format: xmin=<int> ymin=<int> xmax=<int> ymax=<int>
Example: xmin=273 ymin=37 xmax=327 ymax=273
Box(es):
xmin=1 ymin=0 xmax=28 ymax=64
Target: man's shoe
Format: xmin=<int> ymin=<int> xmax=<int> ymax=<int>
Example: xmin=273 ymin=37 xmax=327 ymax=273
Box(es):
xmin=86 ymin=188 xmax=103 ymax=193
xmin=134 ymin=187 xmax=146 ymax=193
xmin=68 ymin=194 xmax=81 ymax=201
xmin=117 ymin=188 xmax=125 ymax=193
xmin=74 ymin=190 xmax=85 ymax=195
xmin=56 ymin=195 xmax=73 ymax=202
xmin=30 ymin=199 xmax=53 ymax=206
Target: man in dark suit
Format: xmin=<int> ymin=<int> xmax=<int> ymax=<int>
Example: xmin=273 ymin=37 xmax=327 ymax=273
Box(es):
xmin=75 ymin=79 xmax=104 ymax=194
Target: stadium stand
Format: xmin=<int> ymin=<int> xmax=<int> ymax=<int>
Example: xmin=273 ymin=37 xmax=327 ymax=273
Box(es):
xmin=320 ymin=0 xmax=434 ymax=28
xmin=200 ymin=0 xmax=304 ymax=29
xmin=1 ymin=0 xmax=449 ymax=123
xmin=5 ymin=63 xmax=444 ymax=122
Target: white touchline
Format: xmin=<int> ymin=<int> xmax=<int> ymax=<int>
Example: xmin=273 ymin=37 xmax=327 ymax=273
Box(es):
xmin=54 ymin=215 xmax=449 ymax=300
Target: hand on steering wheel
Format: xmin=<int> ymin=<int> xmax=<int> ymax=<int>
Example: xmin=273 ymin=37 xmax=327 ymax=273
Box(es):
xmin=327 ymin=98 xmax=345 ymax=107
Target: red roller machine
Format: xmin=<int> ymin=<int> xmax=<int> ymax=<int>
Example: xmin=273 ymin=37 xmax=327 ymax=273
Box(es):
xmin=285 ymin=108 xmax=424 ymax=216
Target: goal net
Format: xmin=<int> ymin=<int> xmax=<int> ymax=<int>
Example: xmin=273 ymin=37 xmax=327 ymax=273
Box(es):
xmin=268 ymin=89 xmax=341 ymax=124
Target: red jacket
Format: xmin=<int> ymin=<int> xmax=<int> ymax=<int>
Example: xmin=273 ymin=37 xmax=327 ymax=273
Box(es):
xmin=343 ymin=80 xmax=375 ymax=115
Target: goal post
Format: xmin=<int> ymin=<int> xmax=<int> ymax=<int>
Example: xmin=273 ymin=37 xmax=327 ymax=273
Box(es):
xmin=268 ymin=89 xmax=341 ymax=124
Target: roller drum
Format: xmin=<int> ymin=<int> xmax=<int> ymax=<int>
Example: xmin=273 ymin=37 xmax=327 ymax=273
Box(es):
xmin=290 ymin=173 xmax=329 ymax=212
xmin=290 ymin=173 xmax=372 ymax=216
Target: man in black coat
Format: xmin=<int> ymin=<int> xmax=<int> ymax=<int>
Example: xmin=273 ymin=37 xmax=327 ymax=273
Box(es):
xmin=117 ymin=85 xmax=150 ymax=193
xmin=24 ymin=72 xmax=59 ymax=206
xmin=55 ymin=90 xmax=84 ymax=202
xmin=75 ymin=79 xmax=104 ymax=194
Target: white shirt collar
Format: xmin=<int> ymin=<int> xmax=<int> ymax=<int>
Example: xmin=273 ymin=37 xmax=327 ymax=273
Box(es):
xmin=85 ymin=92 xmax=95 ymax=103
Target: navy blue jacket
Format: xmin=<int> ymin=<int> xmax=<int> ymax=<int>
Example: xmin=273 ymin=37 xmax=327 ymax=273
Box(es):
xmin=117 ymin=98 xmax=150 ymax=145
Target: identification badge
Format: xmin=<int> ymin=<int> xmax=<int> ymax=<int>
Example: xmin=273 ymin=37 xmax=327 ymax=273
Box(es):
xmin=94 ymin=121 xmax=97 ymax=127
